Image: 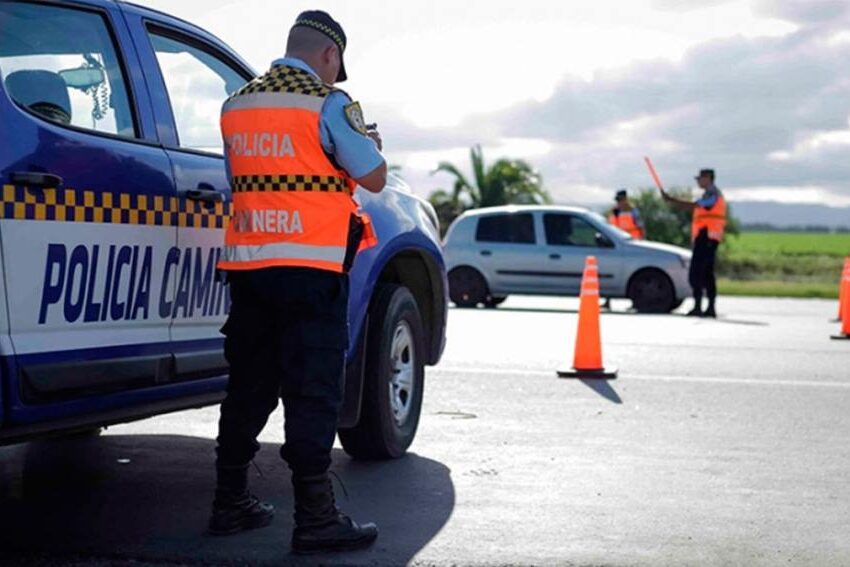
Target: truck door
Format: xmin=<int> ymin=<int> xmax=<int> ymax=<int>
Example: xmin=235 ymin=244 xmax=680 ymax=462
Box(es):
xmin=0 ymin=1 xmax=177 ymax=419
xmin=124 ymin=9 xmax=253 ymax=382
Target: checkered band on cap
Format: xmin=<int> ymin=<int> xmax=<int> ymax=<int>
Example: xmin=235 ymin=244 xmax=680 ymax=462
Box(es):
xmin=295 ymin=18 xmax=345 ymax=51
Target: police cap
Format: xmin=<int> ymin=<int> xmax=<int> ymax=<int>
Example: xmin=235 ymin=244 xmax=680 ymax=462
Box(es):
xmin=293 ymin=10 xmax=348 ymax=82
xmin=695 ymin=168 xmax=715 ymax=180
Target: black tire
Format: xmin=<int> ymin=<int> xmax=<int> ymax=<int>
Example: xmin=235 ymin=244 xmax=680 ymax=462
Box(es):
xmin=484 ymin=295 xmax=507 ymax=308
xmin=448 ymin=267 xmax=488 ymax=308
xmin=338 ymin=283 xmax=425 ymax=460
xmin=61 ymin=427 xmax=103 ymax=439
xmin=628 ymin=269 xmax=676 ymax=313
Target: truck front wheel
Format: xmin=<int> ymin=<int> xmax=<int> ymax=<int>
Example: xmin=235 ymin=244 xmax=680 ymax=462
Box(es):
xmin=338 ymin=283 xmax=425 ymax=460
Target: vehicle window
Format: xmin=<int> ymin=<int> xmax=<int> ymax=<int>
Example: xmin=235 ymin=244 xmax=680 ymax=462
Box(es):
xmin=590 ymin=210 xmax=632 ymax=240
xmin=475 ymin=213 xmax=536 ymax=244
xmin=148 ymin=31 xmax=247 ymax=154
xmin=544 ymin=214 xmax=601 ymax=247
xmin=0 ymin=3 xmax=136 ymax=137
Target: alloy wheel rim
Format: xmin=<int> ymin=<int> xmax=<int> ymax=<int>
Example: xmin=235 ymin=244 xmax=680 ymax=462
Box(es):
xmin=389 ymin=320 xmax=415 ymax=426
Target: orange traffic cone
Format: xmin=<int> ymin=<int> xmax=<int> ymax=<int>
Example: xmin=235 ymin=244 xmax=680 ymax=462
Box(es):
xmin=832 ymin=267 xmax=850 ymax=340
xmin=558 ymin=256 xmax=618 ymax=378
xmin=836 ymin=257 xmax=850 ymax=322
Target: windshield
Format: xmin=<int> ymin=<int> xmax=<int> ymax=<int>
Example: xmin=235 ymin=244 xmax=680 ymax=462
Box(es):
xmin=588 ymin=211 xmax=632 ymax=240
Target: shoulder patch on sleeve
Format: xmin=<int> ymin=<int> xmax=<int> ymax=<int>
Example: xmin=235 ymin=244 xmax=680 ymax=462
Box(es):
xmin=344 ymin=101 xmax=368 ymax=135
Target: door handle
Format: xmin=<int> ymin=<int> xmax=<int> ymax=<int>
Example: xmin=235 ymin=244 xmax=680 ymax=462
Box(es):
xmin=480 ymin=250 xmax=492 ymax=256
xmin=11 ymin=171 xmax=64 ymax=189
xmin=185 ymin=188 xmax=224 ymax=204
xmin=549 ymin=253 xmax=561 ymax=260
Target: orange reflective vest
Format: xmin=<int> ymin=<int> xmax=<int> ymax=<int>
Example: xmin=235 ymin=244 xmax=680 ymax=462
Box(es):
xmin=692 ymin=193 xmax=727 ymax=242
xmin=608 ymin=209 xmax=645 ymax=239
xmin=218 ymin=64 xmax=377 ymax=273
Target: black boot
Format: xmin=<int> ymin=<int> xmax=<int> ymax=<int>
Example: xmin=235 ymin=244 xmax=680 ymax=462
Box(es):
xmin=291 ymin=473 xmax=378 ymax=555
xmin=702 ymin=302 xmax=717 ymax=318
xmin=208 ymin=464 xmax=275 ymax=536
xmin=686 ymin=298 xmax=702 ymax=317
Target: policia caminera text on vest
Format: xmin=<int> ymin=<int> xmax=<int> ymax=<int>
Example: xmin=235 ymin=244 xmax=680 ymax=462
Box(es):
xmin=219 ymin=64 xmax=377 ymax=274
xmin=210 ymin=10 xmax=385 ymax=555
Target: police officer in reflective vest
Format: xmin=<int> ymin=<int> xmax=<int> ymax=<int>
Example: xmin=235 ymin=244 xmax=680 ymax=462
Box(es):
xmin=602 ymin=189 xmax=644 ymax=309
xmin=607 ymin=189 xmax=645 ymax=240
xmin=209 ymin=11 xmax=385 ymax=554
xmin=661 ymin=168 xmax=727 ymax=318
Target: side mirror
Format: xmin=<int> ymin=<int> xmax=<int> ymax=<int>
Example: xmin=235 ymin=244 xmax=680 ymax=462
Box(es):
xmin=595 ymin=232 xmax=614 ymax=248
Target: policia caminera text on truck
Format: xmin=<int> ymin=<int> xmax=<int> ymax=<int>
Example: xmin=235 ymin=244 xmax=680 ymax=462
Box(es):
xmin=0 ymin=0 xmax=447 ymax=459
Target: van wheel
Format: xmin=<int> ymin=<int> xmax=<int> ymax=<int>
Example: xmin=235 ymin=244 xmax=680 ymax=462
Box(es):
xmin=338 ymin=284 xmax=425 ymax=460
xmin=628 ymin=269 xmax=676 ymax=313
xmin=449 ymin=267 xmax=488 ymax=308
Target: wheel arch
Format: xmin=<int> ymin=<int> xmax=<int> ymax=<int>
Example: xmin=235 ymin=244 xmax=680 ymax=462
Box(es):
xmin=375 ymin=249 xmax=447 ymax=366
xmin=341 ymin=250 xmax=444 ymax=430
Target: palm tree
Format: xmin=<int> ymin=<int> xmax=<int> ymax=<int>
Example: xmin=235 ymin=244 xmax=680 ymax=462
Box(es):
xmin=428 ymin=145 xmax=550 ymax=233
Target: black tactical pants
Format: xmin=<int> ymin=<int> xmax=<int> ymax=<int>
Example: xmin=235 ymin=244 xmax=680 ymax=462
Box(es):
xmin=689 ymin=230 xmax=719 ymax=305
xmin=215 ymin=267 xmax=349 ymax=477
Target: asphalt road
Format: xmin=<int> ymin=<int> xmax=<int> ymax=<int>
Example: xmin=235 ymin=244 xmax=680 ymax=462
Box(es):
xmin=1 ymin=296 xmax=848 ymax=566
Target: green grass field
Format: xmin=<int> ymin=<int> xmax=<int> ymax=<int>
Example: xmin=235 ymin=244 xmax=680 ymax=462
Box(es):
xmin=725 ymin=232 xmax=850 ymax=257
xmin=717 ymin=278 xmax=840 ymax=299
xmin=718 ymin=232 xmax=848 ymax=299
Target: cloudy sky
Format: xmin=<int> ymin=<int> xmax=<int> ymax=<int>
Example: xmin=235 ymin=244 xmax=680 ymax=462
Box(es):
xmin=138 ymin=0 xmax=850 ymax=208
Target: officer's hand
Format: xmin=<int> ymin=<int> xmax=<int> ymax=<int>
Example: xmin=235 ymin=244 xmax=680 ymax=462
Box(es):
xmin=366 ymin=130 xmax=383 ymax=152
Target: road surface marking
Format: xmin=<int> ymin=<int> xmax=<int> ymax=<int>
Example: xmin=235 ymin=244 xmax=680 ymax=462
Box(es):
xmin=433 ymin=366 xmax=850 ymax=390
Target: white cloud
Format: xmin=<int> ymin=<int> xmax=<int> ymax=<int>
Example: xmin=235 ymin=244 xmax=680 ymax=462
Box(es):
xmin=131 ymin=0 xmax=850 ymax=209
xmin=769 ymin=128 xmax=850 ymax=162
xmin=725 ymin=186 xmax=850 ymax=207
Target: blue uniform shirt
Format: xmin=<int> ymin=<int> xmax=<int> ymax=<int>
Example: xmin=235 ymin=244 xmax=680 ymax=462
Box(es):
xmin=630 ymin=207 xmax=643 ymax=228
xmin=696 ymin=185 xmax=720 ymax=210
xmin=270 ymin=57 xmax=384 ymax=179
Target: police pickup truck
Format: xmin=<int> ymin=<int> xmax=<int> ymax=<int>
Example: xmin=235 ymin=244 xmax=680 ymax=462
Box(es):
xmin=0 ymin=0 xmax=447 ymax=459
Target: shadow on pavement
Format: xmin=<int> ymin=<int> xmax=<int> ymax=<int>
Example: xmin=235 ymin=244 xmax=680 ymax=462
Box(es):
xmin=0 ymin=434 xmax=454 ymax=566
xmin=712 ymin=317 xmax=769 ymax=326
xmin=578 ymin=379 xmax=623 ymax=404
xmin=664 ymin=313 xmax=769 ymax=326
xmin=478 ymin=306 xmax=649 ymax=316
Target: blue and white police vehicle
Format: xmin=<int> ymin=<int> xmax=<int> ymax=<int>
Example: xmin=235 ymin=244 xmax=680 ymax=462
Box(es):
xmin=0 ymin=0 xmax=447 ymax=459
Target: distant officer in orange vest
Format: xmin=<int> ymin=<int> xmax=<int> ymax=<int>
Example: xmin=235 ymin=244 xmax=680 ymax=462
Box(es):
xmin=607 ymin=189 xmax=645 ymax=240
xmin=661 ymin=168 xmax=727 ymax=318
xmin=209 ymin=11 xmax=385 ymax=554
xmin=602 ymin=189 xmax=644 ymax=309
